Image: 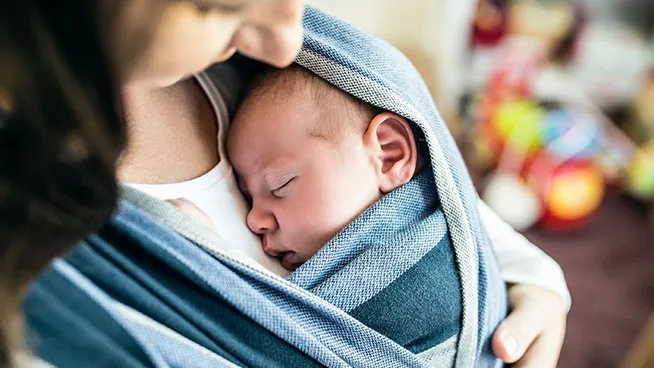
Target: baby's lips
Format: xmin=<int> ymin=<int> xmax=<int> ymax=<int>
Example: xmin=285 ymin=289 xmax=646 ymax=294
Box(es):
xmin=281 ymin=252 xmax=301 ymax=272
xmin=262 ymin=236 xmax=282 ymax=257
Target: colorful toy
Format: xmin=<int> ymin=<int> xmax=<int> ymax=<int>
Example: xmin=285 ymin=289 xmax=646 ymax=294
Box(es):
xmin=466 ymin=2 xmax=652 ymax=232
xmin=483 ymin=172 xmax=543 ymax=230
xmin=538 ymin=158 xmax=605 ymax=230
xmin=541 ymin=109 xmax=602 ymax=159
xmin=482 ymin=103 xmax=607 ymax=231
xmin=472 ymin=0 xmax=509 ymax=46
xmin=492 ymin=99 xmax=545 ymax=153
xmin=625 ymin=141 xmax=654 ymax=199
xmin=486 ymin=43 xmax=543 ymax=101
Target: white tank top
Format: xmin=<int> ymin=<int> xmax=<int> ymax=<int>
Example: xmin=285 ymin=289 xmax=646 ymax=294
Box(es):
xmin=123 ymin=71 xmax=290 ymax=277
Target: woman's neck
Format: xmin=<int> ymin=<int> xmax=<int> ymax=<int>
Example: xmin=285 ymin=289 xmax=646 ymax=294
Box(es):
xmin=117 ymin=78 xmax=219 ymax=184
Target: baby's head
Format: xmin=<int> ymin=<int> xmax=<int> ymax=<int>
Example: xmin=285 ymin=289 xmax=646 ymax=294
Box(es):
xmin=227 ymin=65 xmax=426 ymax=271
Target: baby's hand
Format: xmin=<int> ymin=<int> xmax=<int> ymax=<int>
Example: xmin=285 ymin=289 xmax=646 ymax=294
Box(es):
xmin=167 ymin=198 xmax=215 ymax=230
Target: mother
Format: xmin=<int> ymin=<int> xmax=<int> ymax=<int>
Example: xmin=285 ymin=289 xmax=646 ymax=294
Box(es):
xmin=0 ymin=0 xmax=567 ymax=366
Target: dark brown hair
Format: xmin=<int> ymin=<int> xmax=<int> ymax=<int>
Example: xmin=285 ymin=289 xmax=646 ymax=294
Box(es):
xmin=0 ymin=1 xmax=127 ymax=365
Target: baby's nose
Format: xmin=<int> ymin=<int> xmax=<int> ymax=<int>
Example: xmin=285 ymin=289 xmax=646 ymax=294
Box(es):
xmin=246 ymin=206 xmax=277 ymax=235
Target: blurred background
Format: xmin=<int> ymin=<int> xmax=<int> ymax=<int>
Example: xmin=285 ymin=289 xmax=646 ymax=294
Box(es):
xmin=308 ymin=1 xmax=654 ymax=367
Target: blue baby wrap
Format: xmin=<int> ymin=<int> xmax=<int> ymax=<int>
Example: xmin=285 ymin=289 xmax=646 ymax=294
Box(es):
xmin=24 ymin=5 xmax=506 ymax=368
xmin=289 ymin=168 xmax=462 ymax=357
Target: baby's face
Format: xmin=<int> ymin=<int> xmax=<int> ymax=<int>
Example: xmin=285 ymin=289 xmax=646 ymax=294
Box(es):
xmin=227 ymin=92 xmax=381 ymax=271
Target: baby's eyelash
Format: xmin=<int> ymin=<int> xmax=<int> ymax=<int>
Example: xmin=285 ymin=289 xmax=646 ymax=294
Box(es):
xmin=272 ymin=177 xmax=293 ymax=192
xmin=271 ymin=177 xmax=296 ymax=198
xmin=194 ymin=1 xmax=248 ymax=15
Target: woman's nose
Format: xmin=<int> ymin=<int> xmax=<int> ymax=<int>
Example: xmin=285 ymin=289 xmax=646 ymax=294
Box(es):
xmin=231 ymin=0 xmax=304 ymax=68
xmin=246 ymin=204 xmax=278 ymax=235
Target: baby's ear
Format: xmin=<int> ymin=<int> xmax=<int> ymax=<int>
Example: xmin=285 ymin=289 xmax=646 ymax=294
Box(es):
xmin=363 ymin=112 xmax=418 ymax=194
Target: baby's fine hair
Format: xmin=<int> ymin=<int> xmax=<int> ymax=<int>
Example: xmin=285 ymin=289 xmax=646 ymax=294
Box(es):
xmin=242 ymin=64 xmax=377 ymax=143
xmin=243 ymin=64 xmax=430 ymax=168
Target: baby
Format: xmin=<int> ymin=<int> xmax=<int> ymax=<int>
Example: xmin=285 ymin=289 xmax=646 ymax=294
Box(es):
xmin=222 ymin=65 xmax=470 ymax=356
xmin=175 ymin=64 xmax=501 ymax=358
xmin=227 ymin=64 xmax=430 ymax=271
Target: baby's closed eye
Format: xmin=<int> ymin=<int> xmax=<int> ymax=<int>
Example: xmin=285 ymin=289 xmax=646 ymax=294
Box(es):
xmin=271 ymin=177 xmax=297 ymax=198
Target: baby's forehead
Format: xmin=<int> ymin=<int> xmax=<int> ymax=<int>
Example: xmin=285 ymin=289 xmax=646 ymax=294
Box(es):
xmin=235 ymin=65 xmax=378 ymax=143
xmin=248 ymin=65 xmax=360 ymax=109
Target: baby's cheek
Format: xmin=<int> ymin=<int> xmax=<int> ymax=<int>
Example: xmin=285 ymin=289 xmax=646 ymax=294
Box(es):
xmin=289 ymin=197 xmax=342 ymax=250
xmin=312 ymin=200 xmax=353 ymax=243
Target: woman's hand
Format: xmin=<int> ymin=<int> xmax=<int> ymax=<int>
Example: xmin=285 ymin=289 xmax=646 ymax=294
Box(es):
xmin=492 ymin=284 xmax=567 ymax=367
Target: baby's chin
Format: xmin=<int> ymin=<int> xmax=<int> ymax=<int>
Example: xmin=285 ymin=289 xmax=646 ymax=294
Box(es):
xmin=280 ymin=251 xmax=307 ymax=272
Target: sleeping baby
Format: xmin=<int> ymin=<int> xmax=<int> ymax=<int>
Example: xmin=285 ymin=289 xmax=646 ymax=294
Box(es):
xmin=175 ymin=64 xmax=505 ymax=360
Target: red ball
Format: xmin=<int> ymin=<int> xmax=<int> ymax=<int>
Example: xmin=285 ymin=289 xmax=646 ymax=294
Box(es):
xmin=537 ymin=158 xmax=605 ymax=230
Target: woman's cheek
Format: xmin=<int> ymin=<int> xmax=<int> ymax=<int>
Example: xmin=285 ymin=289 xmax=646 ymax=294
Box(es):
xmin=143 ymin=13 xmax=238 ymax=84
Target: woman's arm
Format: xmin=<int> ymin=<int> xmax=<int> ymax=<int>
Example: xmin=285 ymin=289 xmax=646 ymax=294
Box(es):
xmin=479 ymin=199 xmax=571 ymax=310
xmin=480 ymin=198 xmax=569 ymax=366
